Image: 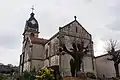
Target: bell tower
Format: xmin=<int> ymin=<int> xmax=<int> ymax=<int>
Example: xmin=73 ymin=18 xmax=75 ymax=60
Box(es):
xmin=23 ymin=9 xmax=39 ymax=42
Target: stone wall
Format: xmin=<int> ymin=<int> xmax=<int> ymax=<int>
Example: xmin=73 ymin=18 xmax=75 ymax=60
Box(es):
xmin=31 ymin=60 xmax=44 ymax=71
xmin=32 ymin=44 xmax=45 ymax=59
xmin=95 ymin=55 xmax=116 ymax=78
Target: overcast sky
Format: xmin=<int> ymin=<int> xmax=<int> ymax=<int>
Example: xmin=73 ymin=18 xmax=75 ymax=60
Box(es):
xmin=0 ymin=0 xmax=120 ymax=66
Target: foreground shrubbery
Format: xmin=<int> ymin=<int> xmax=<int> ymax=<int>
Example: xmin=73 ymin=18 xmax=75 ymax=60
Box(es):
xmin=36 ymin=68 xmax=54 ymax=80
xmin=0 ymin=75 xmax=7 ymax=80
xmin=20 ymin=68 xmax=55 ymax=80
xmin=20 ymin=68 xmax=98 ymax=80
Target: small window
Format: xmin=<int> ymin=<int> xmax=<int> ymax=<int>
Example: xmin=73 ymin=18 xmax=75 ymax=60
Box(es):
xmin=76 ymin=27 xmax=78 ymax=33
xmin=46 ymin=49 xmax=48 ymax=58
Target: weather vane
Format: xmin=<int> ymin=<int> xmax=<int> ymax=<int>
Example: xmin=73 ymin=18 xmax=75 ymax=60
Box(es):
xmin=31 ymin=5 xmax=35 ymax=13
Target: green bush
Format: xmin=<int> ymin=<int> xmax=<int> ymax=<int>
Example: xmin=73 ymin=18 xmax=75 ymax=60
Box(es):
xmin=36 ymin=68 xmax=55 ymax=80
xmin=20 ymin=70 xmax=36 ymax=80
xmin=0 ymin=75 xmax=7 ymax=80
xmin=20 ymin=68 xmax=55 ymax=80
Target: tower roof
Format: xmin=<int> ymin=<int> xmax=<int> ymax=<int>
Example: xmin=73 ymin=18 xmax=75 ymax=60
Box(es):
xmin=24 ymin=11 xmax=39 ymax=33
xmin=26 ymin=12 xmax=39 ymax=29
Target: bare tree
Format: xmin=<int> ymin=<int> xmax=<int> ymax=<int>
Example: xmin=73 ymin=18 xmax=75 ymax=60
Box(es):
xmin=106 ymin=39 xmax=120 ymax=77
xmin=60 ymin=40 xmax=89 ymax=77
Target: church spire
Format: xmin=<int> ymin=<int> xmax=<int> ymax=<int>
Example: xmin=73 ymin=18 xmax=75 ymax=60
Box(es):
xmin=31 ymin=5 xmax=35 ymax=13
xmin=30 ymin=5 xmax=35 ymax=17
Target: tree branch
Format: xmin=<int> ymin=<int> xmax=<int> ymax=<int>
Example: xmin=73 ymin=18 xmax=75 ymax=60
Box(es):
xmin=72 ymin=43 xmax=77 ymax=51
xmin=77 ymin=43 xmax=83 ymax=52
xmin=62 ymin=44 xmax=73 ymax=55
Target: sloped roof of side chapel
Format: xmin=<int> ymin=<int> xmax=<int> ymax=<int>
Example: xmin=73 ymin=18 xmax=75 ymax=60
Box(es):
xmin=47 ymin=16 xmax=92 ymax=43
xmin=30 ymin=37 xmax=48 ymax=45
xmin=25 ymin=37 xmax=48 ymax=46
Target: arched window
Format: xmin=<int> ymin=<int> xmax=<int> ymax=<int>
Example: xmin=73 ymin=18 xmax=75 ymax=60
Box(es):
xmin=30 ymin=33 xmax=35 ymax=37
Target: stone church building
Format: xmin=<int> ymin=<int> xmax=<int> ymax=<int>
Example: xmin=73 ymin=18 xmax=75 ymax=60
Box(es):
xmin=19 ymin=12 xmax=96 ymax=77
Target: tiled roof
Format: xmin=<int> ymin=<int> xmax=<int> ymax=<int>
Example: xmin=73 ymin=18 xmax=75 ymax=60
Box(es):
xmin=30 ymin=37 xmax=48 ymax=45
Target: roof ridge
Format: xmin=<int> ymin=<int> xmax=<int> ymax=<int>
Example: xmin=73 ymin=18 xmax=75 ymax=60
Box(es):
xmin=60 ymin=20 xmax=76 ymax=29
xmin=95 ymin=54 xmax=109 ymax=58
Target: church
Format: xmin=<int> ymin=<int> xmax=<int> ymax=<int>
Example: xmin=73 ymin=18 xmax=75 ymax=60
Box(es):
xmin=19 ymin=11 xmax=96 ymax=77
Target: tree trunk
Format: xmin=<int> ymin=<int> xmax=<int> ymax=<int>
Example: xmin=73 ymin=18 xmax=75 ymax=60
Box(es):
xmin=70 ymin=59 xmax=76 ymax=77
xmin=76 ymin=58 xmax=80 ymax=72
xmin=114 ymin=63 xmax=119 ymax=77
xmin=75 ymin=57 xmax=82 ymax=77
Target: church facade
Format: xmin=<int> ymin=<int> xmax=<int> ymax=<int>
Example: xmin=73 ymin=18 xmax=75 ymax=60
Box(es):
xmin=19 ymin=12 xmax=96 ymax=76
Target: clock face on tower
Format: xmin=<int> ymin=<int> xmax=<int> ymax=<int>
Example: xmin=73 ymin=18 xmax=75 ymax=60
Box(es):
xmin=31 ymin=20 xmax=36 ymax=24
